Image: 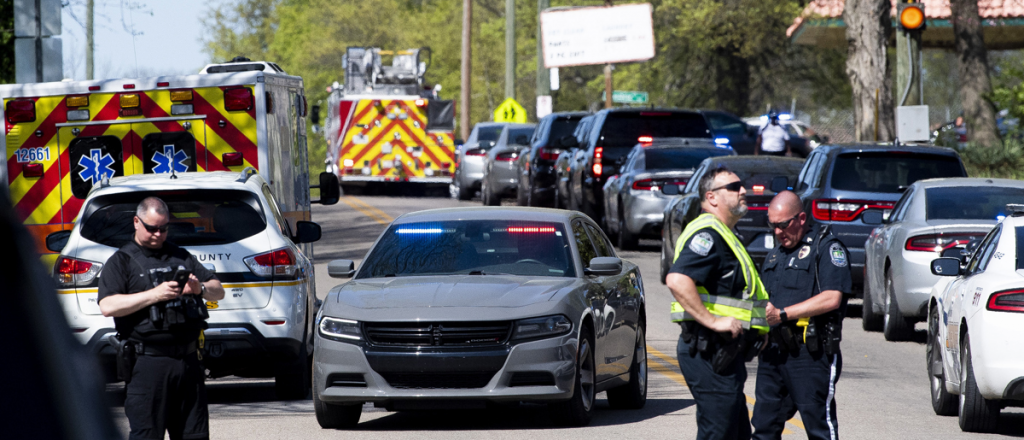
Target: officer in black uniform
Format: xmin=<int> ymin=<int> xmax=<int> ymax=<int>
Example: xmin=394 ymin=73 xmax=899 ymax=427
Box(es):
xmin=98 ymin=196 xmax=225 ymax=440
xmin=751 ymin=191 xmax=850 ymax=440
xmin=667 ymin=166 xmax=761 ymax=440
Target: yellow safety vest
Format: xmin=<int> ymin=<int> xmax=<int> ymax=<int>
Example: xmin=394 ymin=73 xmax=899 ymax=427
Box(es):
xmin=669 ymin=213 xmax=770 ymax=334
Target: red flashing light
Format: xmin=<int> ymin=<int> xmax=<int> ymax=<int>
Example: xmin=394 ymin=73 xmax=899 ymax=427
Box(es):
xmin=119 ymin=108 xmax=142 ymax=117
xmin=224 ymin=87 xmax=254 ymax=111
xmin=222 ymin=152 xmax=244 ymax=167
xmin=157 ymin=82 xmax=170 ymax=87
xmin=812 ymin=199 xmax=894 ymax=222
xmin=987 ymin=289 xmax=1024 ymax=313
xmin=23 ymin=163 xmax=44 ymax=178
xmin=905 ymin=233 xmax=985 ymax=252
xmin=5 ymin=99 xmax=36 ymax=124
xmin=123 ymin=84 xmax=135 ymax=90
xmin=414 ymin=99 xmax=427 ymax=107
xmin=507 ymin=227 xmax=556 ymax=233
xmin=638 ymin=136 xmax=654 ymax=144
xmin=88 ymin=86 xmax=101 ymax=91
xmin=752 ymin=185 xmax=765 ymax=195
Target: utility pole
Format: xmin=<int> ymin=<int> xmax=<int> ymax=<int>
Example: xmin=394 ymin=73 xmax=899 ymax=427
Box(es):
xmin=604 ymin=0 xmax=613 ymax=109
xmin=505 ymin=0 xmax=516 ymax=99
xmin=896 ymin=2 xmax=924 ymax=106
xmin=86 ymin=0 xmax=94 ymax=80
xmin=536 ymin=0 xmax=549 ymax=98
xmin=460 ymin=0 xmax=472 ymax=140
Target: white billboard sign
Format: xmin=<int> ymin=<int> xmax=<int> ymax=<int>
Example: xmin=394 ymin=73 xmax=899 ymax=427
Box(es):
xmin=540 ymin=3 xmax=655 ymax=69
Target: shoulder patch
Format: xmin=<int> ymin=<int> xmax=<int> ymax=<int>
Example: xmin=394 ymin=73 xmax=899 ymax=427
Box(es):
xmin=798 ymin=245 xmax=811 ymax=259
xmin=689 ymin=231 xmax=714 ymax=257
xmin=829 ymin=242 xmax=848 ymax=267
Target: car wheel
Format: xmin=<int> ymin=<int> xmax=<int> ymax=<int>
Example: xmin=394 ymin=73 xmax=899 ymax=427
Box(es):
xmin=482 ymin=179 xmax=499 ymax=206
xmin=553 ymin=325 xmax=595 ymax=427
xmin=883 ymin=272 xmax=913 ymax=341
xmin=453 ymin=178 xmax=472 ymax=201
xmin=862 ymin=280 xmax=883 ymax=331
xmin=958 ymin=334 xmax=1000 ymax=432
xmin=928 ymin=306 xmax=957 ymax=416
xmin=313 ymin=380 xmax=362 ymax=429
xmin=618 ymin=214 xmax=638 ymax=250
xmin=606 ymin=326 xmax=647 ymax=409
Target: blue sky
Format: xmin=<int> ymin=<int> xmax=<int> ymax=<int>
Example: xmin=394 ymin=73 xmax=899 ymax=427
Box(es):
xmin=61 ymin=0 xmax=211 ymax=80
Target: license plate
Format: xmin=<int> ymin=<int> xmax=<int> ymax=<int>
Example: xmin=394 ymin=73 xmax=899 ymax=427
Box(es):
xmin=764 ymin=234 xmax=774 ymax=249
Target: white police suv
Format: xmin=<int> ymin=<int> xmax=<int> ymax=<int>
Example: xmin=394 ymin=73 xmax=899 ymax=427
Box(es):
xmin=48 ymin=170 xmax=323 ymax=399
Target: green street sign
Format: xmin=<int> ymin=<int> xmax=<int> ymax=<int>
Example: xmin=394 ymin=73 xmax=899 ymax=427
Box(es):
xmin=602 ymin=90 xmax=649 ymax=104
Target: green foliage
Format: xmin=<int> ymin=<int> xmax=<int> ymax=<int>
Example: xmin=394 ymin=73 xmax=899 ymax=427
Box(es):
xmin=1 ymin=0 xmax=15 ymax=84
xmin=991 ymin=52 xmax=1024 ymax=136
xmin=957 ymin=139 xmax=1024 ymax=180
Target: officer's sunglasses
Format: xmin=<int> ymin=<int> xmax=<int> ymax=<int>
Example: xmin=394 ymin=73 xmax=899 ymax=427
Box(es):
xmin=137 ymin=217 xmax=169 ymax=234
xmin=768 ymin=213 xmax=801 ymax=231
xmin=710 ymin=180 xmax=744 ymax=192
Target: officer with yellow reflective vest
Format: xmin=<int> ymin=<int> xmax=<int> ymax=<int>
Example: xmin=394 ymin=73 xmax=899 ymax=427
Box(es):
xmin=751 ymin=191 xmax=850 ymax=440
xmin=666 ymin=165 xmax=769 ymax=440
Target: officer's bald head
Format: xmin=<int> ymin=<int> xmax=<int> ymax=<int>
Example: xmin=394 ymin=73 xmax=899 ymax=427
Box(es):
xmin=768 ymin=191 xmax=807 ymax=249
xmin=136 ymin=197 xmax=169 ymax=219
xmin=768 ymin=191 xmax=802 ymax=218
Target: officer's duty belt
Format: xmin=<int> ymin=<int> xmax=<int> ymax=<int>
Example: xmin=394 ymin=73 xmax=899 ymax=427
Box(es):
xmin=135 ymin=341 xmax=197 ymax=358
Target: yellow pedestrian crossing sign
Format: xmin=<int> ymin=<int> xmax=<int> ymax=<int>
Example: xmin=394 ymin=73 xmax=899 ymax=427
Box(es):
xmin=494 ymin=98 xmax=528 ymax=123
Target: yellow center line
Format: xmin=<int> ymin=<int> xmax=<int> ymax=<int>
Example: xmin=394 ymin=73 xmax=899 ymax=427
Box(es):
xmin=340 ymin=197 xmax=389 ymax=225
xmin=345 ymin=196 xmax=394 ymax=222
xmin=647 ymin=345 xmax=802 ymax=434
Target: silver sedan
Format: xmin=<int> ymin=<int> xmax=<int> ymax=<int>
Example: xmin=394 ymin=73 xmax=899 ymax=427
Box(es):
xmin=863 ymin=177 xmax=1024 ymax=341
xmin=313 ymin=207 xmax=647 ymax=428
xmin=482 ymin=124 xmax=537 ymax=205
xmin=451 ymin=122 xmax=508 ymax=200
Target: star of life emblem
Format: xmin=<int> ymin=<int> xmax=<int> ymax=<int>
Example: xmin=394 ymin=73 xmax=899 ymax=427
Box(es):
xmin=77 ymin=148 xmax=116 ymax=184
xmin=152 ymin=145 xmax=189 ymax=174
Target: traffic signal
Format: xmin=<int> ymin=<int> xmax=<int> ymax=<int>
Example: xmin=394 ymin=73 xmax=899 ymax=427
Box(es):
xmin=898 ymin=3 xmax=926 ymax=31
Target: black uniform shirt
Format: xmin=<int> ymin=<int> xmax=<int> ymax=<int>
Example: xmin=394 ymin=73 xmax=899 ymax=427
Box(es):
xmin=98 ymin=240 xmax=215 ymax=345
xmin=760 ymin=224 xmax=852 ymax=312
xmin=669 ymin=226 xmax=746 ymax=299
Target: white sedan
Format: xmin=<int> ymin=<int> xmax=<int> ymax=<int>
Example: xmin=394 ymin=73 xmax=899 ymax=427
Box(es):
xmin=927 ymin=209 xmax=1024 ymax=433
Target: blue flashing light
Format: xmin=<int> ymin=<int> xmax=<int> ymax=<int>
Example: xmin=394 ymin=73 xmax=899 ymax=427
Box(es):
xmin=997 ymin=214 xmax=1006 ymax=222
xmin=396 ymin=228 xmax=445 ymax=235
xmin=714 ymin=137 xmax=730 ymax=145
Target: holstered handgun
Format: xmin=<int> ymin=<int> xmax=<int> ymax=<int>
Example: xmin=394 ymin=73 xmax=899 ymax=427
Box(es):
xmin=108 ymin=334 xmax=138 ymax=384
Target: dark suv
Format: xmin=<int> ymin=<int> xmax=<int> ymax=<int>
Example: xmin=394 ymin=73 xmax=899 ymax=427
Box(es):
xmin=515 ymin=112 xmax=589 ymax=206
xmin=795 ymin=144 xmax=968 ymax=292
xmin=560 ymin=109 xmax=713 ymax=222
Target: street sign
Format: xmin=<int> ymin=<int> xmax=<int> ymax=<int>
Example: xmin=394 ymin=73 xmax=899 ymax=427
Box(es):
xmin=601 ymin=90 xmax=649 ymax=104
xmin=540 ymin=4 xmax=655 ymax=68
xmin=537 ymin=96 xmax=552 ymax=119
xmin=494 ymin=98 xmax=528 ymax=123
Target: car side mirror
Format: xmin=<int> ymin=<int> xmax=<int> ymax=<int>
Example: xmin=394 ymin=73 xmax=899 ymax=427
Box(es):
xmin=313 ymin=172 xmax=340 ymax=205
xmin=292 ymin=221 xmax=322 ymax=244
xmin=586 ymin=257 xmax=622 ymax=276
xmin=770 ymin=176 xmax=789 ymax=193
xmin=328 ymin=259 xmax=356 ymax=278
xmin=662 ymin=184 xmax=680 ymax=196
xmin=862 ymin=211 xmax=884 ymax=225
xmin=46 ymin=230 xmax=72 ymax=253
xmin=930 ymin=257 xmax=962 ymax=277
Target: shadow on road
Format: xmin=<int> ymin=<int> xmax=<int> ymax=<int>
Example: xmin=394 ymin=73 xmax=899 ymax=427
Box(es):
xmin=843 ymin=303 xmax=928 ymax=344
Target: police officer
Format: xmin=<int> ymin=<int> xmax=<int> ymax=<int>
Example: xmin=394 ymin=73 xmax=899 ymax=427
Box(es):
xmin=98 ymin=197 xmax=225 ymax=440
xmin=751 ymin=191 xmax=850 ymax=440
xmin=667 ymin=166 xmax=770 ymax=440
xmin=755 ymin=110 xmax=791 ymax=157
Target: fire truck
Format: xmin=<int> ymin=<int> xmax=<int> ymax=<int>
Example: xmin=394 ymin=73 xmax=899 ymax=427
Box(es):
xmin=1 ymin=58 xmax=339 ymax=268
xmin=324 ymin=47 xmax=456 ymax=192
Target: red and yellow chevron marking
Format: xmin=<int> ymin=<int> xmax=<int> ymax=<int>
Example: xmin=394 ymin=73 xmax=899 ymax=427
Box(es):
xmin=5 ymin=86 xmax=259 ymax=257
xmin=337 ymin=99 xmax=455 ymax=180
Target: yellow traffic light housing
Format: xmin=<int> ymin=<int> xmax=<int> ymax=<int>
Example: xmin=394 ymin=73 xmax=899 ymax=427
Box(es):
xmin=898 ymin=3 xmax=926 ymax=31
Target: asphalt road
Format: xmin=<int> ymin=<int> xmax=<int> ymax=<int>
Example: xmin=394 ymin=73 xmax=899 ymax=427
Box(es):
xmin=106 ymin=194 xmax=1024 ymax=439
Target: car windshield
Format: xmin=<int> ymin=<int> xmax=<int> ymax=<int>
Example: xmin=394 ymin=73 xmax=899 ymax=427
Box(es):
xmin=80 ymin=190 xmax=267 ymax=248
xmin=831 ymin=152 xmax=964 ymax=193
xmin=506 ymin=127 xmax=536 ymax=145
xmin=601 ymin=112 xmax=711 ymax=149
xmin=550 ymin=117 xmax=582 ymax=141
xmin=477 ymin=126 xmax=504 ymax=142
xmin=646 ymin=148 xmax=734 ymax=171
xmin=357 ymin=220 xmax=575 ymax=278
xmin=926 ymin=186 xmax=1024 ymax=220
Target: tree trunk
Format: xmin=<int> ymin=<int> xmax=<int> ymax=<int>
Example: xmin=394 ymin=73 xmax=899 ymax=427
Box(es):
xmin=950 ymin=0 xmax=1001 ymax=147
xmin=843 ymin=0 xmax=894 ymax=142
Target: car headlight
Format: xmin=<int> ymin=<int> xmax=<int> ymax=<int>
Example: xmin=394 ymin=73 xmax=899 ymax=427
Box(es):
xmin=318 ymin=317 xmax=362 ymax=342
xmin=511 ymin=315 xmax=573 ymax=341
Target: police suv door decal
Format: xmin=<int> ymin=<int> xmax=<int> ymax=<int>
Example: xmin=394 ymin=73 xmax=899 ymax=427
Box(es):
xmin=141 ymin=132 xmax=198 ymax=174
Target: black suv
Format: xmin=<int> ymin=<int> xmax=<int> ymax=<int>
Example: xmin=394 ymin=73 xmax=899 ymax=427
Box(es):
xmin=515 ymin=112 xmax=589 ymax=206
xmin=560 ymin=109 xmax=713 ymax=223
xmin=795 ymin=144 xmax=968 ymax=291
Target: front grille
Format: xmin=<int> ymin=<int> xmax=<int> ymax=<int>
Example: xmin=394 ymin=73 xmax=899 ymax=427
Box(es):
xmin=363 ymin=321 xmax=512 ymax=347
xmin=381 ymin=372 xmax=497 ymax=389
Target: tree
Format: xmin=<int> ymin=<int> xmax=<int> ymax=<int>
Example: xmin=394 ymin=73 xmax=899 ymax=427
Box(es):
xmin=949 ymin=0 xmax=1000 ymax=147
xmin=1 ymin=0 xmax=14 ymax=84
xmin=843 ymin=0 xmax=894 ymax=142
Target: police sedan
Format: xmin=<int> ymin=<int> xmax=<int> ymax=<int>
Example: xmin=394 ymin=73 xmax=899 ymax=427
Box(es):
xmin=927 ymin=205 xmax=1024 ymax=433
xmin=313 ymin=207 xmax=647 ymax=428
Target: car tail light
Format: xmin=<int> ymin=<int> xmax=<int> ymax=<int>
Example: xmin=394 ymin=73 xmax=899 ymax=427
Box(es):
xmin=225 ymin=87 xmax=254 ymax=111
xmin=54 ymin=257 xmax=103 ymax=287
xmin=23 ymin=163 xmax=44 ymax=178
xmin=496 ymin=152 xmax=516 ymax=162
xmin=987 ymin=289 xmax=1024 ymax=313
xmin=592 ymin=147 xmax=603 ymax=177
xmin=244 ymin=248 xmax=298 ymax=279
xmin=222 ymin=152 xmax=244 ymax=167
xmin=6 ymin=99 xmax=36 ymax=124
xmin=262 ymin=320 xmax=287 ymax=325
xmin=464 ymin=148 xmax=487 ymax=157
xmin=632 ymin=179 xmax=655 ymax=190
xmin=905 ymin=233 xmax=986 ymax=252
xmin=812 ymin=199 xmax=894 ymax=222
xmin=752 ymin=185 xmax=764 ymax=195
xmin=539 ymin=148 xmax=560 ymax=160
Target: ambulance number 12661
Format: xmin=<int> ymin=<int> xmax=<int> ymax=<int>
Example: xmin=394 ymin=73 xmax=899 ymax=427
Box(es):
xmin=15 ymin=147 xmax=51 ymax=163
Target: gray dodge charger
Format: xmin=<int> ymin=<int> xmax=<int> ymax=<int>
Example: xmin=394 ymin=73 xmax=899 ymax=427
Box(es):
xmin=313 ymin=207 xmax=647 ymax=428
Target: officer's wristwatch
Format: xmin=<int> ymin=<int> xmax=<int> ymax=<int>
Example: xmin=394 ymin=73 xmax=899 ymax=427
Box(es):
xmin=200 ymin=283 xmax=207 ymax=296
xmin=779 ymin=309 xmax=789 ymax=322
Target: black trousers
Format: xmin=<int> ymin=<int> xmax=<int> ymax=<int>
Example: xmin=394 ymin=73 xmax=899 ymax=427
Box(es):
xmin=676 ymin=336 xmax=751 ymax=440
xmin=751 ymin=343 xmax=842 ymax=440
xmin=125 ymin=353 xmax=209 ymax=440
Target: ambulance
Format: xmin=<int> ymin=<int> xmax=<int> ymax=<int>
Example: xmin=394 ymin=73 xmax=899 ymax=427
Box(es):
xmin=324 ymin=47 xmax=457 ymax=192
xmin=1 ymin=58 xmax=338 ymax=268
